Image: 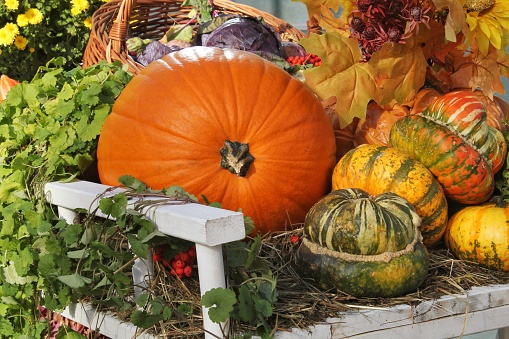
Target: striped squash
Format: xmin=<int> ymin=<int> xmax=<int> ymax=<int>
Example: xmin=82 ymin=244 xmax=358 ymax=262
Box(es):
xmin=444 ymin=197 xmax=509 ymax=272
xmin=390 ymin=91 xmax=506 ymax=204
xmin=297 ymin=188 xmax=429 ymax=298
xmin=332 ymin=144 xmax=448 ymax=248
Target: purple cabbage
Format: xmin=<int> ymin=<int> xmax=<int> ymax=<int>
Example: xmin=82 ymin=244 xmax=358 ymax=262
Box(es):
xmin=197 ymin=16 xmax=286 ymax=58
xmin=136 ymin=41 xmax=183 ymax=66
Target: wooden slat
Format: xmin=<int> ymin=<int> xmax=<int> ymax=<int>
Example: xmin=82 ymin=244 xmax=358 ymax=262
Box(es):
xmin=44 ymin=180 xmax=246 ymax=246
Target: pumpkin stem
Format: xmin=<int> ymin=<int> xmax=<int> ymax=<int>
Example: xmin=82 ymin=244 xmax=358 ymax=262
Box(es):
xmin=489 ymin=195 xmax=507 ymax=208
xmin=220 ymin=140 xmax=255 ymax=177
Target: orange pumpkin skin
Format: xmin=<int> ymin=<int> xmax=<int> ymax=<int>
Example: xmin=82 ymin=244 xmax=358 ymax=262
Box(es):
xmin=97 ymin=47 xmax=337 ymax=235
xmin=354 ymin=102 xmax=409 ymax=147
xmin=0 ymin=75 xmax=19 ymax=102
xmin=444 ymin=200 xmax=509 ymax=272
xmin=409 ymin=87 xmax=441 ymax=115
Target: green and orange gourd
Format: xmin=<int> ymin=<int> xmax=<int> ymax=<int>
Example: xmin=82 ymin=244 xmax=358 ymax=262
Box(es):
xmin=331 ymin=144 xmax=448 ymax=248
xmin=297 ymin=188 xmax=430 ymax=298
xmin=390 ymin=90 xmax=507 ymax=205
xmin=445 ymin=196 xmax=509 ymax=272
xmin=96 ymin=46 xmax=337 ymax=235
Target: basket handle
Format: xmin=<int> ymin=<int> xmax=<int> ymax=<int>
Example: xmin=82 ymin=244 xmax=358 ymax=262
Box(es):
xmin=106 ymin=0 xmax=135 ymax=62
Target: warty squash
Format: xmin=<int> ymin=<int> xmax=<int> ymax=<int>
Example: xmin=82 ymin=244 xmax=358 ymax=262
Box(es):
xmin=97 ymin=46 xmax=337 ymax=235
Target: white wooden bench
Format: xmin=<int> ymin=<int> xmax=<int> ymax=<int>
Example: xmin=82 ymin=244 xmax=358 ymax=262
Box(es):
xmin=44 ymin=180 xmax=509 ymax=339
xmin=44 ymin=179 xmax=246 ymax=339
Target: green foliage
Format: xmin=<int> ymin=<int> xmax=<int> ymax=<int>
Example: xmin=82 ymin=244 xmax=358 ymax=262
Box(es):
xmin=201 ymin=234 xmax=279 ymax=337
xmin=0 ymin=59 xmax=132 ymax=337
xmin=0 ymin=0 xmax=106 ymax=81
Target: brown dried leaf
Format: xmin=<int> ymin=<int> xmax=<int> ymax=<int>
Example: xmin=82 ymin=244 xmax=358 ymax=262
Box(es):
xmin=431 ymin=0 xmax=466 ymax=43
xmin=291 ymin=0 xmax=342 ymax=19
xmin=450 ymin=41 xmax=505 ymax=98
xmin=300 ymin=32 xmax=427 ymax=128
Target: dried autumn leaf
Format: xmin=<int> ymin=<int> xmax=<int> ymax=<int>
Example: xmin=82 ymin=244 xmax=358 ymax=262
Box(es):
xmin=291 ymin=0 xmax=343 ymax=20
xmin=300 ymin=32 xmax=427 ymax=128
xmin=432 ymin=0 xmax=465 ymax=43
xmin=316 ymin=4 xmax=350 ymax=34
xmin=498 ymin=46 xmax=509 ymax=79
xmin=368 ymin=39 xmax=428 ymax=106
xmin=299 ymin=32 xmax=379 ymax=128
xmin=450 ymin=42 xmax=505 ymax=98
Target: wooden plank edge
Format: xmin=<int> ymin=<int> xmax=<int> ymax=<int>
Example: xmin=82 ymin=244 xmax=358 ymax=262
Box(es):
xmin=60 ymin=302 xmax=155 ymax=339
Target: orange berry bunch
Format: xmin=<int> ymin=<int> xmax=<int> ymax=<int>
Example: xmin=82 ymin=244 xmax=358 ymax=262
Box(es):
xmin=286 ymin=52 xmax=322 ymax=67
xmin=153 ymin=245 xmax=197 ymax=279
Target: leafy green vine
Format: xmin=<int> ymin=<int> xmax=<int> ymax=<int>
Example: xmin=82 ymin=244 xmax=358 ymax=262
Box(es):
xmin=0 ymin=58 xmax=279 ymax=338
xmin=0 ymin=58 xmax=132 ymax=337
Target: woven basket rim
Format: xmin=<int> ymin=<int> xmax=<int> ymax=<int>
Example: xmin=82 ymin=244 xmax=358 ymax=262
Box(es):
xmin=83 ymin=0 xmax=306 ymax=75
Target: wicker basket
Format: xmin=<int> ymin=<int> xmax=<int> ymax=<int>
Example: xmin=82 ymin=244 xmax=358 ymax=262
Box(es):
xmin=83 ymin=0 xmax=306 ymax=75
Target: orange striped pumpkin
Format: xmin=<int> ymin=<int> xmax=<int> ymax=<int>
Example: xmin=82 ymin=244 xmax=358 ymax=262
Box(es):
xmin=445 ymin=197 xmax=509 ymax=272
xmin=390 ymin=91 xmax=507 ymax=204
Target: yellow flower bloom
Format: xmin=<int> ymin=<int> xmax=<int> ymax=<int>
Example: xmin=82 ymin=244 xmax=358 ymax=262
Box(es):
xmin=84 ymin=17 xmax=92 ymax=29
xmin=71 ymin=0 xmax=90 ymax=15
xmin=25 ymin=8 xmax=44 ymax=25
xmin=465 ymin=0 xmax=509 ymax=55
xmin=4 ymin=0 xmax=19 ymax=11
xmin=0 ymin=27 xmax=16 ymax=47
xmin=4 ymin=23 xmax=19 ymax=37
xmin=29 ymin=47 xmax=35 ymax=53
xmin=14 ymin=35 xmax=27 ymax=50
xmin=17 ymin=14 xmax=29 ymax=28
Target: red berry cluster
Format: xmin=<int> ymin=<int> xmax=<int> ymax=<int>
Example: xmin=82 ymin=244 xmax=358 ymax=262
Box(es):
xmin=153 ymin=245 xmax=197 ymax=279
xmin=286 ymin=53 xmax=322 ymax=67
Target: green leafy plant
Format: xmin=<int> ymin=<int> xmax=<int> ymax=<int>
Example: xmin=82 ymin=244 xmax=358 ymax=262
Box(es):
xmin=0 ymin=0 xmax=108 ymax=81
xmin=0 ymin=58 xmax=132 ymax=337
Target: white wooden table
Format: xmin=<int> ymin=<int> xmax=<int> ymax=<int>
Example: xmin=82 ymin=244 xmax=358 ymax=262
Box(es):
xmin=274 ymin=284 xmax=509 ymax=339
xmin=45 ymin=180 xmax=509 ymax=339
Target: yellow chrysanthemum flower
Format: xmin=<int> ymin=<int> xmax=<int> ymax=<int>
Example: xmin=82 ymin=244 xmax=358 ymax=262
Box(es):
xmin=0 ymin=26 xmax=16 ymax=46
xmin=17 ymin=14 xmax=29 ymax=28
xmin=29 ymin=47 xmax=35 ymax=53
xmin=5 ymin=0 xmax=19 ymax=11
xmin=84 ymin=17 xmax=92 ymax=29
xmin=4 ymin=23 xmax=19 ymax=37
xmin=14 ymin=35 xmax=27 ymax=50
xmin=25 ymin=8 xmax=44 ymax=25
xmin=71 ymin=0 xmax=90 ymax=15
xmin=465 ymin=0 xmax=509 ymax=55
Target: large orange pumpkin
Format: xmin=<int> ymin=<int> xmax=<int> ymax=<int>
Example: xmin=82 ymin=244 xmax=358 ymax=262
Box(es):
xmin=97 ymin=47 xmax=337 ymax=234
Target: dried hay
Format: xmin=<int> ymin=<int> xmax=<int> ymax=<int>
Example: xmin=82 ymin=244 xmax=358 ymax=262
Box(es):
xmin=117 ymin=226 xmax=509 ymax=338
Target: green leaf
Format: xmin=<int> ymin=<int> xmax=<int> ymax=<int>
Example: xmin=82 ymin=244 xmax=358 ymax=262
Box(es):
xmin=201 ymin=287 xmax=237 ymax=324
xmin=237 ymin=284 xmax=255 ymax=324
xmin=57 ymin=273 xmax=92 ymax=289
xmin=246 ymin=235 xmax=262 ymax=269
xmin=254 ymin=298 xmax=273 ymax=318
xmin=56 ymin=331 xmax=86 ymax=339
xmin=119 ymin=175 xmax=147 ymax=193
xmin=136 ymin=293 xmax=149 ymax=307
xmin=163 ymin=306 xmax=172 ymax=320
xmin=127 ymin=234 xmax=149 ymax=258
xmin=130 ymin=310 xmax=164 ymax=328
xmin=3 ymin=261 xmax=38 ymax=285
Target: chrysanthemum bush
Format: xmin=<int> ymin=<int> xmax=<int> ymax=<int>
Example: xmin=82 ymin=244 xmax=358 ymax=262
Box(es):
xmin=0 ymin=0 xmax=108 ymax=81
